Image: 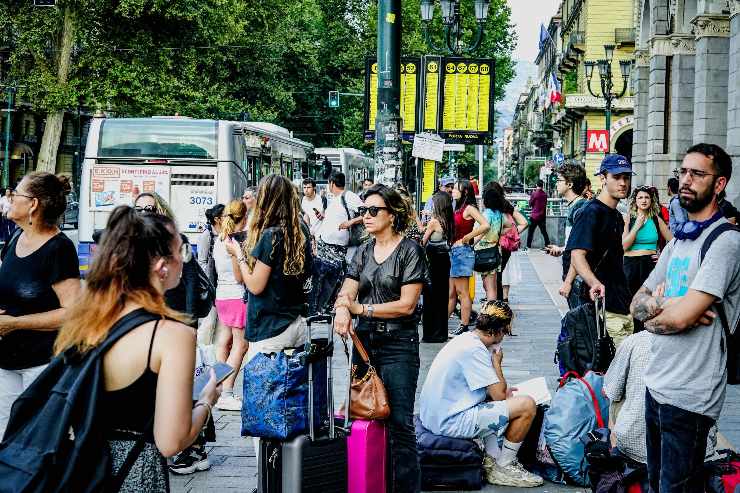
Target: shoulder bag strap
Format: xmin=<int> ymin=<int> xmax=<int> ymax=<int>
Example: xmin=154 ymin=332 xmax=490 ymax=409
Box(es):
xmin=340 ymin=192 xmax=352 ymax=221
xmin=0 ymin=227 xmax=22 ymax=261
xmin=576 ymin=373 xmax=606 ymax=428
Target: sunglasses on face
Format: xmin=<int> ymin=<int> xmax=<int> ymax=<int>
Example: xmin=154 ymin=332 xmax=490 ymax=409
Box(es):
xmin=358 ymin=206 xmax=389 ymax=217
xmin=134 ymin=205 xmax=156 ymax=213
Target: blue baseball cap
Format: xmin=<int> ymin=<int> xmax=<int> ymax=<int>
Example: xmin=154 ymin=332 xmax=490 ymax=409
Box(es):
xmin=440 ymin=177 xmax=456 ymax=186
xmin=595 ymin=154 xmax=635 ymax=176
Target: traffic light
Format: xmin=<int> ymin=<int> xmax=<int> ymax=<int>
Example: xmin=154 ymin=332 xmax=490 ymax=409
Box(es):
xmin=328 ymin=91 xmax=339 ymax=108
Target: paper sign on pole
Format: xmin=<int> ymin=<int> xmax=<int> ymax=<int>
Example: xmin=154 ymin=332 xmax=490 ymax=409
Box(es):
xmin=412 ymin=133 xmax=445 ymax=162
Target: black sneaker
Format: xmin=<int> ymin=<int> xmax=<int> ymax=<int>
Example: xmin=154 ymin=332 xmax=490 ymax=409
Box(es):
xmin=169 ymin=447 xmax=210 ymax=475
xmin=448 ymin=324 xmax=468 ymax=338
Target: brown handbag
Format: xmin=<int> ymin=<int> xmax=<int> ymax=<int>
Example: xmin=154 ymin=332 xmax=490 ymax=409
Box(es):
xmin=341 ymin=333 xmax=391 ymax=420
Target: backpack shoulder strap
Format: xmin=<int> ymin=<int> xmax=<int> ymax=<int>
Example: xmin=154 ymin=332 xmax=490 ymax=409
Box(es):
xmin=97 ymin=309 xmax=162 ymax=354
xmin=340 ymin=192 xmax=351 ymax=220
xmin=699 ymin=223 xmax=740 ymax=337
xmin=321 ymin=195 xmax=327 ymax=210
xmin=0 ymin=227 xmax=22 ymax=261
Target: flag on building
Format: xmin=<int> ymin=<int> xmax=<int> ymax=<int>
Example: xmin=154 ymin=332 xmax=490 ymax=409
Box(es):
xmin=549 ymin=72 xmax=562 ymax=105
xmin=539 ymin=24 xmax=553 ymax=52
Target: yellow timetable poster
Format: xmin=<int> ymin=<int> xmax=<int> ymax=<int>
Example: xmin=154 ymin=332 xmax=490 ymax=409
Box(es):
xmin=422 ymin=160 xmax=436 ymax=203
xmin=365 ymin=59 xmax=419 ymax=135
xmin=441 ymin=60 xmax=492 ymax=133
xmin=423 ymin=58 xmax=441 ymax=131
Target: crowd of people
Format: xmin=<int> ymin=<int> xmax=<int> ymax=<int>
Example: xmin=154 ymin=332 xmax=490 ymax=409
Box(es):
xmin=0 ymin=141 xmax=738 ymax=492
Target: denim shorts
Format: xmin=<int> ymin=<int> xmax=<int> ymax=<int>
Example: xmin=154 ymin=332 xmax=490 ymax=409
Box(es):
xmin=450 ymin=245 xmax=475 ymax=278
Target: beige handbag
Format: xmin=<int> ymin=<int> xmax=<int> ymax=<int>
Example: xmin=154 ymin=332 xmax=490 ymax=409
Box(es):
xmin=341 ymin=333 xmax=391 ymax=420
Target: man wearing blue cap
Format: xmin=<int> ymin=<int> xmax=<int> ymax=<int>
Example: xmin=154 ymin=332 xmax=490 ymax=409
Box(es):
xmin=564 ymin=154 xmax=634 ymax=346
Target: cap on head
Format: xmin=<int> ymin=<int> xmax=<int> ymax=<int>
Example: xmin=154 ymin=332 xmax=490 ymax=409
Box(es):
xmin=595 ymin=154 xmax=635 ymax=177
xmin=440 ymin=177 xmax=455 ymax=187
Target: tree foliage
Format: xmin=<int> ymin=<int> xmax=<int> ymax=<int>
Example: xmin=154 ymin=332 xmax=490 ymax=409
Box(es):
xmin=0 ymin=0 xmax=516 ymax=155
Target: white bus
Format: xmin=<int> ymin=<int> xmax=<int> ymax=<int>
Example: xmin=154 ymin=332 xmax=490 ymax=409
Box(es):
xmin=314 ymin=147 xmax=375 ymax=194
xmin=77 ymin=117 xmax=313 ymax=274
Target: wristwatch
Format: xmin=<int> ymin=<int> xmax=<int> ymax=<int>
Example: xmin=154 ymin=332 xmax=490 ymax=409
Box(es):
xmin=366 ymin=304 xmax=375 ymax=319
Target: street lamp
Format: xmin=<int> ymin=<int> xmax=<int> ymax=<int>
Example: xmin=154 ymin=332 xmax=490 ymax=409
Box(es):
xmin=420 ymin=0 xmax=490 ymax=55
xmin=583 ymin=44 xmax=632 ymax=153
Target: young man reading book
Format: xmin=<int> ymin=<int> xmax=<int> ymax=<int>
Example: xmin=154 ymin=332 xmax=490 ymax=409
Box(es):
xmin=419 ymin=301 xmax=543 ymax=487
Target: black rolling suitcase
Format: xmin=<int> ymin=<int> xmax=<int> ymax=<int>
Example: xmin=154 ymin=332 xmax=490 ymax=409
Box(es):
xmin=258 ymin=314 xmax=348 ymax=493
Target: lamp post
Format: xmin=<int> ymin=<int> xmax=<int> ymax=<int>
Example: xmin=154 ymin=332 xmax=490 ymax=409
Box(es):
xmin=420 ymin=0 xmax=490 ymax=55
xmin=583 ymin=44 xmax=632 ymax=153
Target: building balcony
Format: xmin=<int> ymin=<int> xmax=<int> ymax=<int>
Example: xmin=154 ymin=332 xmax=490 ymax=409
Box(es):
xmin=615 ymin=28 xmax=636 ymax=47
xmin=564 ymin=94 xmax=634 ymax=112
xmin=559 ymin=32 xmax=585 ymax=73
xmin=562 ymin=0 xmax=583 ymax=34
xmin=570 ymin=32 xmax=585 ymax=53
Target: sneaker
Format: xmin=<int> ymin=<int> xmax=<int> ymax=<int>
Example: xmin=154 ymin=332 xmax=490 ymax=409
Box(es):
xmin=482 ymin=455 xmax=496 ymax=475
xmin=448 ymin=324 xmax=468 ymax=338
xmin=215 ymin=394 xmax=242 ymax=411
xmin=486 ymin=459 xmax=543 ymax=487
xmin=169 ymin=447 xmax=210 ymax=475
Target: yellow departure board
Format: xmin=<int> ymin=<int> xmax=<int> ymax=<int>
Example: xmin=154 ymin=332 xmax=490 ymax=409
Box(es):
xmin=423 ymin=57 xmax=441 ymax=132
xmin=365 ymin=58 xmax=420 ymax=137
xmin=442 ymin=60 xmax=492 ymax=132
xmin=422 ymin=160 xmax=436 ymax=202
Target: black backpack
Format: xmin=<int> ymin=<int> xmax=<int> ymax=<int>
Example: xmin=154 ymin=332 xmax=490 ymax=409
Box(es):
xmin=556 ymin=296 xmax=616 ymax=377
xmin=192 ymin=259 xmax=216 ymax=319
xmin=699 ymin=222 xmax=740 ymax=385
xmin=0 ymin=309 xmax=161 ymax=493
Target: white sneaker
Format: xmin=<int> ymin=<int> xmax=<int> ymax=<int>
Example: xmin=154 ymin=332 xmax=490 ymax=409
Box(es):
xmin=215 ymin=394 xmax=242 ymax=411
xmin=486 ymin=459 xmax=543 ymax=487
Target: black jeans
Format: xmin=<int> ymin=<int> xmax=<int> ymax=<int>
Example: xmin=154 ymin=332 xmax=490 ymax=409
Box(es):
xmin=526 ymin=217 xmax=550 ymax=248
xmin=645 ymin=389 xmax=714 ymax=493
xmin=623 ymin=255 xmax=656 ymax=333
xmin=354 ymin=328 xmax=421 ymax=493
xmin=422 ymin=247 xmax=451 ymax=342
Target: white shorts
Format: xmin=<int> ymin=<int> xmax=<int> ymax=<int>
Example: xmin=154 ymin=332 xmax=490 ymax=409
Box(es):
xmin=472 ymin=400 xmax=510 ymax=441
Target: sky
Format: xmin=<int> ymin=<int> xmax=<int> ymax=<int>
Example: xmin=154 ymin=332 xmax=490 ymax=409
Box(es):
xmin=508 ymin=0 xmax=562 ymax=62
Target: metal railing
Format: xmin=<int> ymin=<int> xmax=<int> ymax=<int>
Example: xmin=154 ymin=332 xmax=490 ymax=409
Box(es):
xmin=615 ymin=28 xmax=636 ymax=45
xmin=570 ymin=31 xmax=585 ymax=47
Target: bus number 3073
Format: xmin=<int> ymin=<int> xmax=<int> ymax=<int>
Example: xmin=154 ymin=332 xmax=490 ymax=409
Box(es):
xmin=189 ymin=196 xmax=214 ymax=205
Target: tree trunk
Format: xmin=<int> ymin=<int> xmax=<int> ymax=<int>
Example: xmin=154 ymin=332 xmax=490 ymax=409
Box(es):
xmin=36 ymin=7 xmax=75 ymax=174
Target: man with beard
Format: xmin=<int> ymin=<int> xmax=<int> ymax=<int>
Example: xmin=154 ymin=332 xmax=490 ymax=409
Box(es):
xmin=566 ymin=154 xmax=635 ymax=346
xmin=630 ymin=143 xmax=740 ymax=493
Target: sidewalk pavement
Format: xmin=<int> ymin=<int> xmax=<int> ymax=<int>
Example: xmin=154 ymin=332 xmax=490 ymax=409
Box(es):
xmin=171 ymin=250 xmax=736 ymax=492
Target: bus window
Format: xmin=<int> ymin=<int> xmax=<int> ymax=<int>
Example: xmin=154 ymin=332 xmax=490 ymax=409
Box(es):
xmin=99 ymin=119 xmax=217 ymax=159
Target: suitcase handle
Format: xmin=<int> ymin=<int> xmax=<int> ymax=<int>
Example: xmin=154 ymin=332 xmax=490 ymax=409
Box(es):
xmin=306 ymin=315 xmax=337 ymax=441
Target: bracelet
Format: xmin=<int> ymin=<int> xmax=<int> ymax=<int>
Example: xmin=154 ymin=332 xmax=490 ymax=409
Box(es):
xmin=237 ymin=256 xmax=247 ymax=264
xmin=194 ymin=401 xmax=213 ymax=425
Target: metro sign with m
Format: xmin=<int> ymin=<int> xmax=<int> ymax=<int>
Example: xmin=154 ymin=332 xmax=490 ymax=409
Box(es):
xmin=587 ymin=130 xmax=609 ymax=153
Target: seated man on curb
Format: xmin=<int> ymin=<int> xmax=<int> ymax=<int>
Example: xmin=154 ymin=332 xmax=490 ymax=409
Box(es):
xmin=419 ymin=301 xmax=543 ymax=487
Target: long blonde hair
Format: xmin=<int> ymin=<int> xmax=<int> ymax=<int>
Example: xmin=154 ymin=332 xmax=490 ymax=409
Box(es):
xmin=220 ymin=199 xmax=247 ymax=240
xmin=241 ymin=174 xmax=307 ymax=276
xmin=629 ymin=186 xmax=661 ymax=219
xmin=54 ymin=207 xmax=186 ymax=355
xmin=135 ymin=192 xmax=175 ymax=220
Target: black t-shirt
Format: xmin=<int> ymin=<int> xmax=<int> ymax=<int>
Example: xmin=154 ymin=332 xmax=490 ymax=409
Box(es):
xmin=246 ymin=225 xmax=313 ymax=342
xmin=0 ymin=232 xmax=80 ymax=370
xmin=346 ymin=237 xmax=430 ymax=326
xmin=565 ymin=199 xmax=631 ymax=315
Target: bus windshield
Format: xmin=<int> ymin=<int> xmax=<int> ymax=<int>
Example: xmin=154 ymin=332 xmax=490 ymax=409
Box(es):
xmin=99 ymin=119 xmax=218 ymax=159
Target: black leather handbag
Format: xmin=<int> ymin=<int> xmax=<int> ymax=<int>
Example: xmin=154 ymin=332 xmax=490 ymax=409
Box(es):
xmin=473 ymin=246 xmax=501 ymax=273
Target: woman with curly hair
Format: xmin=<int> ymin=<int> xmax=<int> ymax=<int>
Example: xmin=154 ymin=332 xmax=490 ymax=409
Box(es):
xmin=334 ymin=184 xmax=430 ymax=492
xmin=226 ymin=174 xmax=313 ymax=360
xmin=622 ymin=186 xmax=672 ymax=332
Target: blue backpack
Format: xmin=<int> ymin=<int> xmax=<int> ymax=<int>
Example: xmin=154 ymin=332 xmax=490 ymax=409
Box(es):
xmin=543 ymin=371 xmax=610 ymax=486
xmin=0 ymin=309 xmax=160 ymax=493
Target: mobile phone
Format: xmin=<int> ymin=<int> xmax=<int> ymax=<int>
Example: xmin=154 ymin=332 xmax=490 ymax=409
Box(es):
xmin=313 ymin=207 xmax=322 ymax=217
xmin=192 ymin=362 xmax=234 ymax=400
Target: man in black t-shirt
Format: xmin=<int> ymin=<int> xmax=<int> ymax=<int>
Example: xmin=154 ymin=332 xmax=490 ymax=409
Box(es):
xmin=565 ymin=154 xmax=634 ymax=346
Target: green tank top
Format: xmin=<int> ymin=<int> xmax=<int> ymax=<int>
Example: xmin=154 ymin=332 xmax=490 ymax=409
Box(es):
xmin=628 ymin=216 xmax=659 ymax=251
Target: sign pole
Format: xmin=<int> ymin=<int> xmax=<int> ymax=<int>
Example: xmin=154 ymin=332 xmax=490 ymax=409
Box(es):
xmin=2 ymin=87 xmax=15 ymax=189
xmin=374 ymin=0 xmax=402 ymax=185
xmin=478 ymin=145 xmax=484 ymax=193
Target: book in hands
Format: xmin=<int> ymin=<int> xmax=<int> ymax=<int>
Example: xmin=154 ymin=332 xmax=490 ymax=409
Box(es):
xmin=511 ymin=377 xmax=552 ymax=405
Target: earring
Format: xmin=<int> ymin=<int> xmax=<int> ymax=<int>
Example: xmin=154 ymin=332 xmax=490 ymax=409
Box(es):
xmin=159 ymin=266 xmax=169 ymax=280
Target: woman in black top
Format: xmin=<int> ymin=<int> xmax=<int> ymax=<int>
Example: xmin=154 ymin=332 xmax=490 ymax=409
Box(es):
xmin=334 ymin=184 xmax=430 ymax=493
xmin=421 ymin=191 xmax=454 ymax=342
xmin=0 ymin=172 xmax=81 ymax=438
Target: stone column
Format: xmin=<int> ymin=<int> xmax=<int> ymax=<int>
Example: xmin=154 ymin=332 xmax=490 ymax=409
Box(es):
xmin=632 ymin=50 xmax=650 ymax=186
xmin=668 ymin=37 xmax=697 ymax=163
xmin=692 ymin=14 xmax=731 ymax=145
xmin=647 ymin=50 xmax=668 ymax=188
xmin=727 ymin=0 xmax=740 ymax=205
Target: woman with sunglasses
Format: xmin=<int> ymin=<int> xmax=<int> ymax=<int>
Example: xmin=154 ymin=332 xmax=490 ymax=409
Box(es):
xmin=622 ymin=186 xmax=672 ymax=332
xmin=334 ymin=184 xmax=430 ymax=492
xmin=0 ymin=172 xmax=81 ymax=437
xmin=449 ymin=180 xmax=490 ymax=335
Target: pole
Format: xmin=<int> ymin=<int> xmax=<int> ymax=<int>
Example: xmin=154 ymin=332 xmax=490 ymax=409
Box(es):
xmin=478 ymin=145 xmax=484 ymax=192
xmin=374 ymin=0 xmax=402 ymax=186
xmin=605 ymin=96 xmax=611 ymax=154
xmin=2 ymin=86 xmax=15 ymax=189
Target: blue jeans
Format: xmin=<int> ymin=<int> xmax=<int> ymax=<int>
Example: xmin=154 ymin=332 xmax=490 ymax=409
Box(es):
xmin=354 ymin=328 xmax=421 ymax=493
xmin=645 ymin=389 xmax=714 ymax=493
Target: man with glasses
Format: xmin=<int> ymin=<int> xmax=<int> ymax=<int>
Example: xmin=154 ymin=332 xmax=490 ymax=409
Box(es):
xmin=630 ymin=143 xmax=740 ymax=493
xmin=565 ymin=154 xmax=634 ymax=346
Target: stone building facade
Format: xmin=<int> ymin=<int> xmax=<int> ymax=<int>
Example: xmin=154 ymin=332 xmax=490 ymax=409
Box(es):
xmin=633 ymin=0 xmax=740 ymax=204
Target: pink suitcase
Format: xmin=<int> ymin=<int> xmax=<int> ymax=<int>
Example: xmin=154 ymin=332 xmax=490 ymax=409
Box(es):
xmin=346 ymin=418 xmax=387 ymax=493
xmin=338 ymin=334 xmax=388 ymax=493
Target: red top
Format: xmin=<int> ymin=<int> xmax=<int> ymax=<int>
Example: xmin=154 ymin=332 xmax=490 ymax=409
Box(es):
xmin=453 ymin=207 xmax=474 ymax=243
xmin=529 ymin=189 xmax=547 ymax=221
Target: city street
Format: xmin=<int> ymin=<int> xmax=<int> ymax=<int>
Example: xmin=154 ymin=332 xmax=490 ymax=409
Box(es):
xmin=171 ymin=251 xmax=739 ymax=493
